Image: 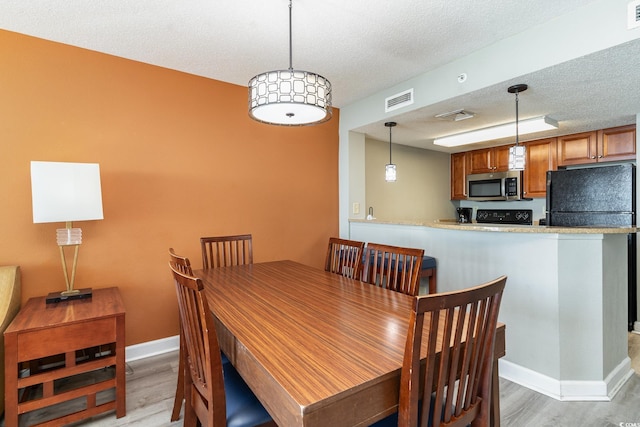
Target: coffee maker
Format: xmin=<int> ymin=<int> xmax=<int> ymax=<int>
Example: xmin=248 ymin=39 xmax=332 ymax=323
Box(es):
xmin=456 ymin=207 xmax=473 ymax=223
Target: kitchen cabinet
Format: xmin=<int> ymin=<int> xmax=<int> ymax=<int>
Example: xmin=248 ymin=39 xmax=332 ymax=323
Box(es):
xmin=450 ymin=152 xmax=468 ymax=200
xmin=558 ymin=124 xmax=636 ymax=166
xmin=523 ymin=138 xmax=556 ymax=198
xmin=599 ymin=124 xmax=636 ymax=162
xmin=468 ymin=145 xmax=511 ymax=174
xmin=449 ymin=124 xmax=634 ymax=200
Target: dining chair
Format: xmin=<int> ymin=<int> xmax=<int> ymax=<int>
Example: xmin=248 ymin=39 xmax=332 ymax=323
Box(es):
xmin=169 ymin=264 xmax=275 ymax=427
xmin=168 ymin=248 xmax=192 ymax=422
xmin=168 ymin=248 xmax=229 ymax=422
xmin=169 ymin=247 xmax=193 ymax=274
xmin=372 ymin=275 xmax=506 ymax=427
xmin=201 ymin=234 xmax=253 ymax=270
xmin=324 ymin=237 xmax=365 ymax=279
xmin=362 ymin=243 xmax=425 ymax=296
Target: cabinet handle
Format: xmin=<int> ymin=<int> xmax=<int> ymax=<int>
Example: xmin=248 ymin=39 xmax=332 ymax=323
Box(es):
xmin=598 ymin=155 xmax=603 ymax=158
xmin=591 ymin=156 xmax=596 ymax=159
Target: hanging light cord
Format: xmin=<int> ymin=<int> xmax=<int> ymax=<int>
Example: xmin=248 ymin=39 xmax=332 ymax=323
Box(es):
xmin=389 ymin=125 xmax=393 ymax=163
xmin=515 ymin=89 xmax=520 ymax=147
xmin=288 ymin=0 xmax=293 ymax=72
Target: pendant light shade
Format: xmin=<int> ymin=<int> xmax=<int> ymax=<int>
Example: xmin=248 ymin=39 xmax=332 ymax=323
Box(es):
xmin=508 ymin=84 xmax=528 ymax=171
xmin=248 ymin=0 xmax=332 ymax=126
xmin=385 ymin=122 xmax=397 ymax=182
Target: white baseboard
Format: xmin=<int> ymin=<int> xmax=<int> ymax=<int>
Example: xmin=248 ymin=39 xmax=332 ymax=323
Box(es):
xmin=125 ymin=335 xmax=179 ymax=362
xmin=498 ymin=357 xmax=633 ymax=401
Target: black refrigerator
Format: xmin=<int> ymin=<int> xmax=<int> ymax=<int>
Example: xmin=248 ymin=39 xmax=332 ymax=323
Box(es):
xmin=546 ymin=163 xmax=636 ymax=330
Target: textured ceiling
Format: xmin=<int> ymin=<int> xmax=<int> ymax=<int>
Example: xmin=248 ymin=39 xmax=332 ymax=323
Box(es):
xmin=1 ymin=0 xmax=639 ymax=151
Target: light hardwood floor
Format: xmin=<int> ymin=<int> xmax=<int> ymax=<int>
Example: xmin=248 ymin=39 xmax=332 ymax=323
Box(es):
xmin=4 ymin=333 xmax=640 ymax=426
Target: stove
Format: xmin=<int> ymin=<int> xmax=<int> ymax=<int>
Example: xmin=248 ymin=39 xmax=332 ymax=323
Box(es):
xmin=476 ymin=209 xmax=533 ymax=225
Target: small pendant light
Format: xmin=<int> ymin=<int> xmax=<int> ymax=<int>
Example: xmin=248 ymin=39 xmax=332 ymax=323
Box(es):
xmin=385 ymin=122 xmax=397 ymax=182
xmin=508 ymin=84 xmax=527 ymax=170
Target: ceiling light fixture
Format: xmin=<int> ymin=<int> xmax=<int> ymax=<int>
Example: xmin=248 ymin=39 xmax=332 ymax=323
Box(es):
xmin=433 ymin=115 xmax=558 ymax=147
xmin=248 ymin=0 xmax=332 ymax=126
xmin=508 ymin=84 xmax=527 ymax=170
xmin=385 ymin=122 xmax=397 ymax=182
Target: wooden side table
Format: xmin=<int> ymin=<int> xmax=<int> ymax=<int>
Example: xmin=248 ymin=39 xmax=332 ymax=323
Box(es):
xmin=3 ymin=287 xmax=126 ymax=427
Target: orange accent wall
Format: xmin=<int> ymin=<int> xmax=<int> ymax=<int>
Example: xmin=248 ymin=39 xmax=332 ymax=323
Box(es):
xmin=0 ymin=30 xmax=339 ymax=346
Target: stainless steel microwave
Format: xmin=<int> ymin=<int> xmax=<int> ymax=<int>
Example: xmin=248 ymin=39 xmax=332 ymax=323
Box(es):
xmin=466 ymin=170 xmax=524 ymax=201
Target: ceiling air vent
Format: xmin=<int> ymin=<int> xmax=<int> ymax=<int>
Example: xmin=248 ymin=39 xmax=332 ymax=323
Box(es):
xmin=435 ymin=109 xmax=475 ymax=122
xmin=385 ymin=89 xmax=414 ymax=112
xmin=629 ymin=0 xmax=640 ymax=29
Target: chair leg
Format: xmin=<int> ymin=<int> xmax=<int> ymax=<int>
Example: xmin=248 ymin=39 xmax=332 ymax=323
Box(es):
xmin=490 ymin=359 xmax=501 ymax=427
xmin=428 ymin=268 xmax=437 ymax=294
xmin=422 ymin=268 xmax=437 ymax=294
xmin=183 ymin=365 xmax=197 ymax=427
xmin=171 ymin=332 xmax=186 ymax=421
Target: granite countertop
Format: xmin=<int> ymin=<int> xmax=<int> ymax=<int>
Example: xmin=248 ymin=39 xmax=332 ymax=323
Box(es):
xmin=349 ymin=218 xmax=637 ymax=234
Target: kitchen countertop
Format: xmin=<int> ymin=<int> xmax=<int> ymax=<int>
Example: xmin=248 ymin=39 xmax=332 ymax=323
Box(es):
xmin=349 ymin=218 xmax=637 ymax=234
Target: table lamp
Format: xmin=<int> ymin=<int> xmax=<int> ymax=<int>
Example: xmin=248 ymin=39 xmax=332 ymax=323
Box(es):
xmin=30 ymin=161 xmax=104 ymax=303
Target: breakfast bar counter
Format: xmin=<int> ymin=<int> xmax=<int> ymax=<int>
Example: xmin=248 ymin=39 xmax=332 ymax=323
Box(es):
xmin=352 ymin=218 xmax=636 ymax=234
xmin=349 ymin=219 xmax=636 ymax=402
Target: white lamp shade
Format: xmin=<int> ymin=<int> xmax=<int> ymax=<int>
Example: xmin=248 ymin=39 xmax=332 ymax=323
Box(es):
xmin=31 ymin=161 xmax=104 ymax=223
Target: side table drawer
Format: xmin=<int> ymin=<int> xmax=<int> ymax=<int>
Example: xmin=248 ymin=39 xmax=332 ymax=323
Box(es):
xmin=17 ymin=317 xmax=117 ymax=361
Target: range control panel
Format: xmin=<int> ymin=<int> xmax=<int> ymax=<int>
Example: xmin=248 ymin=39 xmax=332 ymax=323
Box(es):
xmin=476 ymin=209 xmax=533 ymax=225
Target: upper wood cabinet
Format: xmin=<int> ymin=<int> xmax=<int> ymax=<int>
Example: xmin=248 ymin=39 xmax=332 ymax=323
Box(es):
xmin=468 ymin=145 xmax=511 ymax=174
xmin=523 ymin=138 xmax=557 ymax=198
xmin=450 ymin=152 xmax=468 ymax=200
xmin=449 ymin=124 xmax=634 ymax=200
xmin=558 ymin=124 xmax=635 ymax=166
xmin=599 ymin=124 xmax=636 ymax=162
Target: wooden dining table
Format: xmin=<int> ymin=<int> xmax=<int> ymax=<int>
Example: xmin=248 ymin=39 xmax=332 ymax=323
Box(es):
xmin=194 ymin=260 xmax=505 ymax=427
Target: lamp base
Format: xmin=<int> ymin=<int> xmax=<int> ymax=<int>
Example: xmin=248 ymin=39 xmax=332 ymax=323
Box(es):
xmin=46 ymin=288 xmax=93 ymax=304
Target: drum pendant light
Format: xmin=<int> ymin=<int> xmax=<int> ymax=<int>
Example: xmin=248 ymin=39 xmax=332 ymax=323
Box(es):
xmin=508 ymin=84 xmax=527 ymax=170
xmin=248 ymin=0 xmax=332 ymax=126
xmin=385 ymin=122 xmax=397 ymax=182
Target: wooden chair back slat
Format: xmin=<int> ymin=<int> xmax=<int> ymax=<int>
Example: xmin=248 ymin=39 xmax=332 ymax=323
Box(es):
xmin=169 ymin=247 xmax=193 ymax=275
xmin=201 ymin=234 xmax=253 ymax=269
xmin=325 ymin=237 xmax=365 ymax=279
xmin=363 ymin=243 xmax=424 ymax=296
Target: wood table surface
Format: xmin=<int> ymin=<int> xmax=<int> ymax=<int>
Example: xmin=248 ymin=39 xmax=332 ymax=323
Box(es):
xmin=194 ymin=260 xmax=505 ymax=427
